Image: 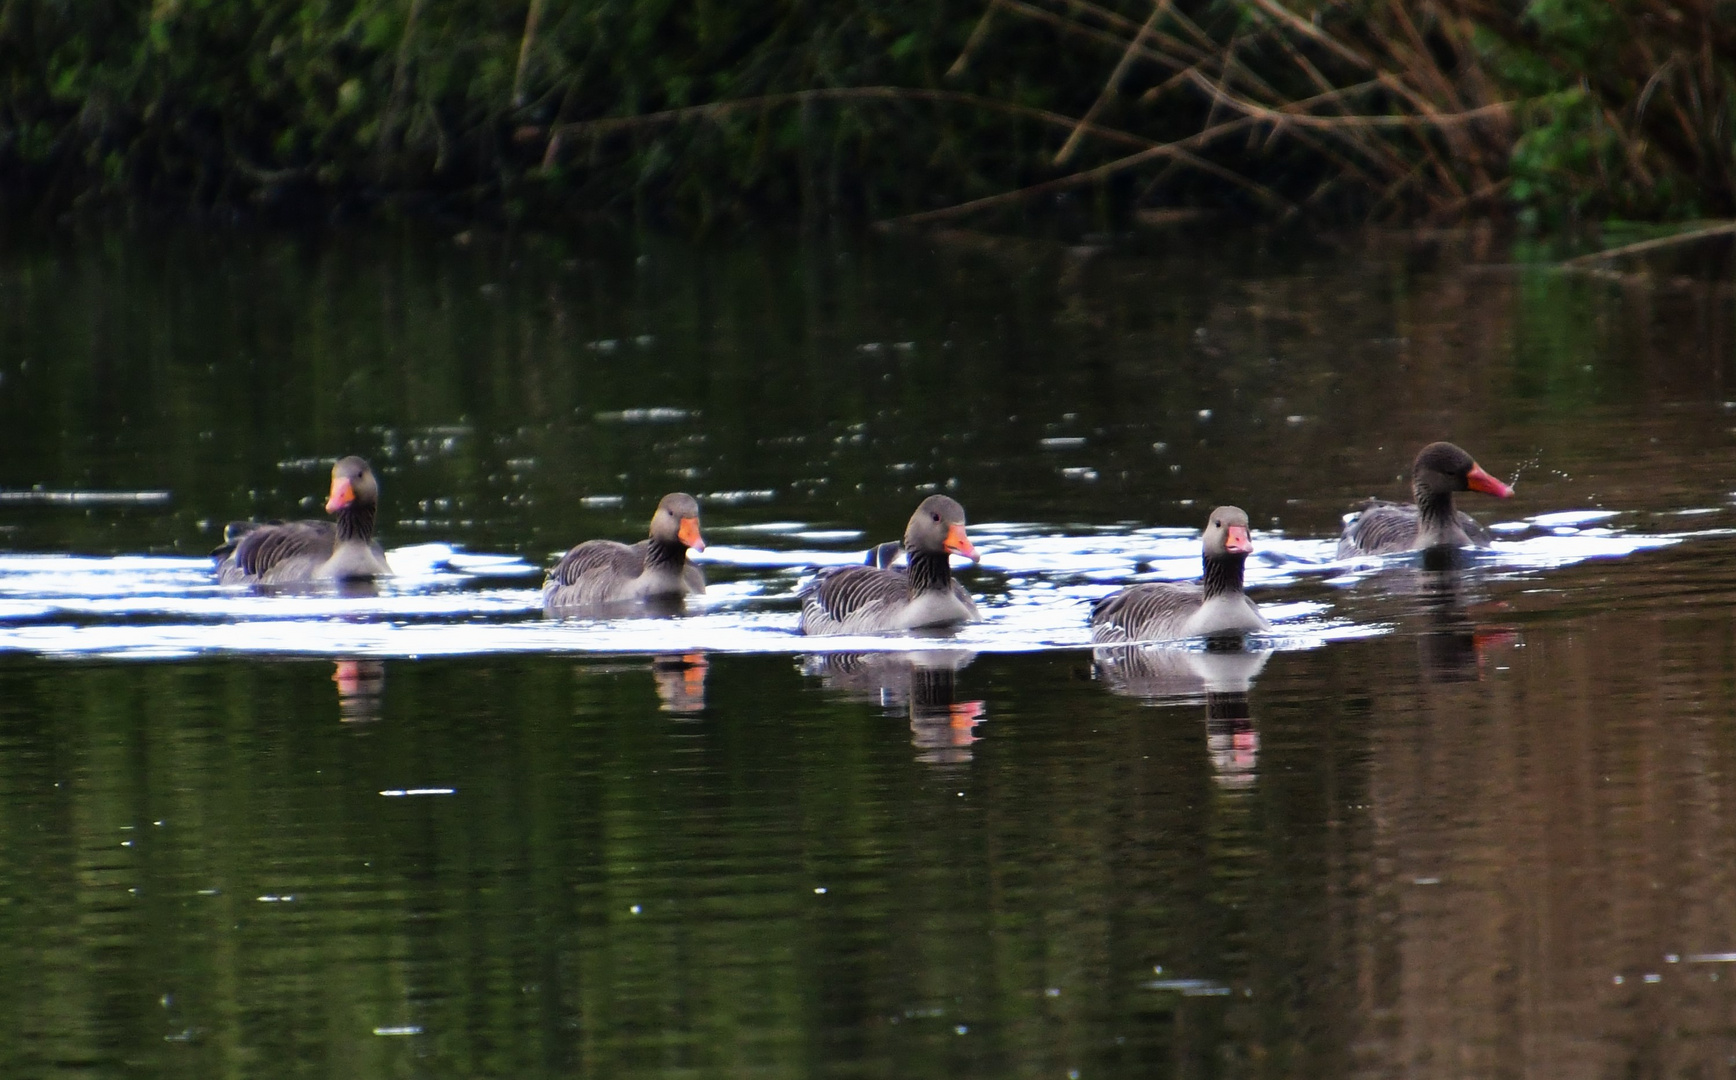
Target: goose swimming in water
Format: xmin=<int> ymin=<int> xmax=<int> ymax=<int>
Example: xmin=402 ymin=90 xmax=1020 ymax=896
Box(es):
xmin=213 ymin=456 xmax=391 ymax=585
xmin=1090 ymin=506 xmax=1269 ymax=643
xmin=1337 ymin=441 xmax=1513 ymax=558
xmin=543 ymin=493 xmax=706 ymax=611
xmin=799 ymin=495 xmax=980 ymax=635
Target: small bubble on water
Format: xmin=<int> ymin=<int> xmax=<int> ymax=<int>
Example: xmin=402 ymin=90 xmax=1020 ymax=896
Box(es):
xmin=629 ymin=905 xmax=641 ymax=915
xmin=1046 ymin=987 xmax=1061 ymax=997
xmin=1613 ymin=975 xmax=1624 ymax=984
xmin=955 ymin=1025 xmax=968 ymax=1036
xmin=1644 ymin=973 xmax=1662 ymax=984
xmin=814 ymin=887 xmax=827 ymax=895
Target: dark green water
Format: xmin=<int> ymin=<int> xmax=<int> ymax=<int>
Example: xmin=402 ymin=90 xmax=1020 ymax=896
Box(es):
xmin=4 ymin=226 xmax=1736 ymax=1077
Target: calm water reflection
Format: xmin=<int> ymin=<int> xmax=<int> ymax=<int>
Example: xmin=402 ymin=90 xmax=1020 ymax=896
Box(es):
xmin=3 ymin=226 xmax=1736 ymax=1077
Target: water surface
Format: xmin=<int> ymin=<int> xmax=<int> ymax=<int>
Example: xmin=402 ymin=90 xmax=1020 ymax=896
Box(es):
xmin=3 ymin=226 xmax=1736 ymax=1078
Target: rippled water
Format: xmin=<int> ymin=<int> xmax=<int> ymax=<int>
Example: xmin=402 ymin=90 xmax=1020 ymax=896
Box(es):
xmin=4 ymin=226 xmax=1736 ymax=1078
xmin=0 ymin=512 xmax=1692 ymax=658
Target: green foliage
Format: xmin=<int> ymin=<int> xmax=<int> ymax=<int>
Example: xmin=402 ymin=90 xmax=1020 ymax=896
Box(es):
xmin=1476 ymin=0 xmax=1736 ymax=224
xmin=1 ymin=0 xmax=1732 ymax=228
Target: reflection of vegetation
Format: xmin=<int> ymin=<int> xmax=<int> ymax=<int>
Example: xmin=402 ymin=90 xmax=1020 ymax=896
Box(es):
xmin=0 ymin=228 xmax=1729 ymax=558
xmin=0 ymin=653 xmax=1367 ymax=1077
xmin=4 ymin=1 xmax=1732 ymax=227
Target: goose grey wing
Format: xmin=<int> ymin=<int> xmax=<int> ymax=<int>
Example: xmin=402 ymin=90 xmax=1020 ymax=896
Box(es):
xmin=547 ymin=539 xmax=644 ymax=587
xmin=1336 ymin=500 xmax=1418 ymax=558
xmin=799 ymin=566 xmax=908 ymax=629
xmin=228 ymin=520 xmax=337 ymax=578
xmin=949 ymin=580 xmax=980 ymax=618
xmin=1455 ymin=510 xmax=1494 ymax=546
xmin=682 ymin=562 xmax=706 ymax=593
xmin=1089 ymin=582 xmax=1201 ymax=643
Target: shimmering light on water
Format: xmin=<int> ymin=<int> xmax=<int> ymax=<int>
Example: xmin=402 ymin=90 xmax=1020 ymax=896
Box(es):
xmin=7 ymin=228 xmax=1736 ymax=1080
xmin=0 ymin=512 xmax=1684 ymax=658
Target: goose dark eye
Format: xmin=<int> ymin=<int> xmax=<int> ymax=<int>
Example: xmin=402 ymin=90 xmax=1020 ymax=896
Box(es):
xmin=931 ymin=513 xmax=941 ymax=522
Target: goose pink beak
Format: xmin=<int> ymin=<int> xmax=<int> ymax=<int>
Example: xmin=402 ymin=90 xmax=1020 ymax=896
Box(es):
xmin=1224 ymin=525 xmax=1253 ymax=555
xmin=325 ymin=476 xmax=355 ymax=515
xmin=678 ymin=516 xmax=706 ymax=552
xmin=944 ymin=523 xmax=979 ymax=562
xmin=1466 ymin=464 xmax=1514 ymax=498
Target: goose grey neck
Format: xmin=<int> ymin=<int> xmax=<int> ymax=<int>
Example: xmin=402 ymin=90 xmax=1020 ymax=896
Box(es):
xmin=1413 ymin=482 xmax=1456 ymax=530
xmin=907 ymin=549 xmax=953 ymax=595
xmin=336 ymin=503 xmax=375 ymax=543
xmin=1201 ymin=552 xmax=1246 ymax=601
xmin=644 ymin=536 xmax=688 ymax=573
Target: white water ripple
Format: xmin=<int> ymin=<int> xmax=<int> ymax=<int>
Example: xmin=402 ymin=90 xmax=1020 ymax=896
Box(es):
xmin=0 ymin=511 xmax=1693 ymax=659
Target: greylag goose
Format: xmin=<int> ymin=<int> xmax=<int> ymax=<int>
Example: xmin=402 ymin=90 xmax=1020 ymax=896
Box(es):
xmin=1090 ymin=506 xmax=1269 ymax=643
xmin=1337 ymin=441 xmax=1513 ymax=558
xmin=214 ymin=456 xmax=390 ymax=584
xmin=799 ymin=495 xmax=980 ymax=635
xmin=543 ymin=493 xmax=706 ymax=610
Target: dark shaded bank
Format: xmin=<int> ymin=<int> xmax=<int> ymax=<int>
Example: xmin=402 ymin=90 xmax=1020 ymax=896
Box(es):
xmin=3 ymin=0 xmax=1734 ymax=232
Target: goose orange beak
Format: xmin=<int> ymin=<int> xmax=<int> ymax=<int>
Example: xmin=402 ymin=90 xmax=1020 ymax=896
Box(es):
xmin=325 ymin=476 xmax=355 ymax=514
xmin=1224 ymin=525 xmax=1253 ymax=554
xmin=1466 ymin=464 xmax=1514 ymax=498
xmin=678 ymin=516 xmax=706 ymax=552
xmin=944 ymin=523 xmax=978 ymax=562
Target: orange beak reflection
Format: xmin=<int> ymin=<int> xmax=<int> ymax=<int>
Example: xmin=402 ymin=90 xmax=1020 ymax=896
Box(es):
xmin=943 ymin=523 xmax=979 ymax=562
xmin=1224 ymin=525 xmax=1253 ymax=555
xmin=325 ymin=476 xmax=355 ymax=515
xmin=678 ymin=516 xmax=706 ymax=552
xmin=1466 ymin=464 xmax=1514 ymax=498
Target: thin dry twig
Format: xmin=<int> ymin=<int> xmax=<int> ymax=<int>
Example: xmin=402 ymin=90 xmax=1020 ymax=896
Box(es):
xmin=947 ymin=0 xmax=1004 ymax=80
xmin=511 ymin=0 xmax=547 ymax=108
xmin=1241 ymin=0 xmax=1373 ymax=72
xmin=994 ymin=0 xmax=1192 ymax=73
xmin=1184 ymin=72 xmax=1512 ymax=130
xmin=1055 ymin=0 xmax=1173 ymax=166
xmin=1560 ymin=221 xmax=1736 ymax=265
xmin=547 ymin=87 xmax=1158 ymax=152
xmin=880 ymin=113 xmax=1287 ymax=227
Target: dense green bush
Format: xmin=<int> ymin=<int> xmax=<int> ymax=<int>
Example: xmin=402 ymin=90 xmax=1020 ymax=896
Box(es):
xmin=1 ymin=0 xmax=1731 ymax=229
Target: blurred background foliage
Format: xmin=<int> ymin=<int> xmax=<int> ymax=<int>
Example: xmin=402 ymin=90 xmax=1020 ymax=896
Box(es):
xmin=1 ymin=0 xmax=1732 ymax=231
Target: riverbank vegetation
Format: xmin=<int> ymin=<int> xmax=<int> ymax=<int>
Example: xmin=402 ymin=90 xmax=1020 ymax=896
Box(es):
xmin=3 ymin=0 xmax=1732 ymax=231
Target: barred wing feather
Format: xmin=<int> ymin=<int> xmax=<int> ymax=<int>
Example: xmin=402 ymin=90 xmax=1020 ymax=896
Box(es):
xmin=1337 ymin=500 xmax=1493 ymax=558
xmin=1089 ymin=583 xmax=1202 ymax=644
xmin=215 ymin=519 xmax=339 ymax=582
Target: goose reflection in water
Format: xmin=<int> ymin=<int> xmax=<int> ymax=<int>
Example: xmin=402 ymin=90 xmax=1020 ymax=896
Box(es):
xmin=800 ymin=651 xmax=986 ymax=764
xmin=1410 ymin=570 xmax=1520 ymax=683
xmin=1093 ymin=645 xmax=1271 ymax=790
xmin=650 ymin=653 xmax=709 ymax=715
xmin=332 ymin=659 xmax=386 ymax=723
